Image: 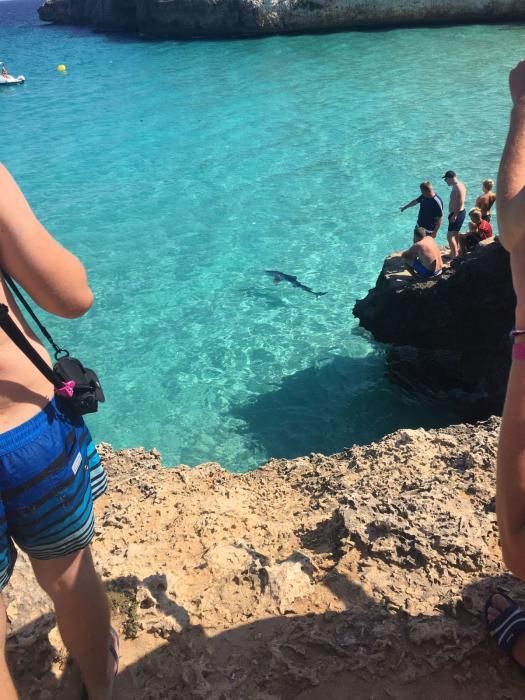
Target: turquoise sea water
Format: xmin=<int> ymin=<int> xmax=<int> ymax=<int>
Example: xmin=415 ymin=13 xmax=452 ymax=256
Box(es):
xmin=0 ymin=2 xmax=520 ymax=469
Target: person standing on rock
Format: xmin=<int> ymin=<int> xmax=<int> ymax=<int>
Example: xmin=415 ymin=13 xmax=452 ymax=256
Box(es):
xmin=443 ymin=170 xmax=467 ymax=258
xmin=400 ymin=181 xmax=444 ymax=239
xmin=475 ymin=179 xmax=497 ymax=223
xmin=0 ymin=164 xmax=117 ymax=700
xmin=486 ymin=59 xmax=525 ymax=673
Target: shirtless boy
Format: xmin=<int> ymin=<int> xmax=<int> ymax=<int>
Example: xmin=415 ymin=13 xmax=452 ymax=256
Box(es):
xmin=401 ymin=226 xmax=443 ymax=278
xmin=475 ymin=179 xmax=496 ymax=222
xmin=0 ymin=164 xmax=117 ymax=700
xmin=443 ymin=170 xmax=467 ymax=258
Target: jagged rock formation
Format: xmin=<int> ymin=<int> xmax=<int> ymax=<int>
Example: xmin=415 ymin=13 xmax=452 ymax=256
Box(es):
xmin=353 ymin=240 xmax=515 ymax=415
xmin=37 ymin=0 xmax=525 ymax=38
xmin=38 ymin=0 xmax=137 ymax=31
xmin=6 ymin=424 xmax=525 ymax=699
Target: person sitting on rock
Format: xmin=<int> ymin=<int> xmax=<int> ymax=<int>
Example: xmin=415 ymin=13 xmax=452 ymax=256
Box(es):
xmin=459 ymin=207 xmax=493 ymax=254
xmin=486 ymin=58 xmax=525 ymax=675
xmin=401 ymin=226 xmax=443 ymax=278
xmin=475 ymin=179 xmax=496 ymax=222
xmin=400 ymin=181 xmax=444 ymax=239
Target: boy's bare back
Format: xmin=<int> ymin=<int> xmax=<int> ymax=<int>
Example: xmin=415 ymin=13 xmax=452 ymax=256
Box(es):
xmin=0 ymin=164 xmax=94 ymax=430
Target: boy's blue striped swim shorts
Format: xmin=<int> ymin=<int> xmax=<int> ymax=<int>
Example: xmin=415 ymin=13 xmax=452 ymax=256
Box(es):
xmin=0 ymin=398 xmax=107 ymax=590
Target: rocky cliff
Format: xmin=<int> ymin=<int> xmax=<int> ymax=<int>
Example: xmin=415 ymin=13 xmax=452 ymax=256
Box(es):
xmin=6 ymin=423 xmax=525 ymax=699
xmin=353 ymin=240 xmax=515 ymax=415
xmin=37 ymin=0 xmax=525 ymax=38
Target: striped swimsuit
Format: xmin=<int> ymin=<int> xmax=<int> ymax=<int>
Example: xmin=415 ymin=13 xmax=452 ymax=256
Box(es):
xmin=0 ymin=398 xmax=107 ymax=589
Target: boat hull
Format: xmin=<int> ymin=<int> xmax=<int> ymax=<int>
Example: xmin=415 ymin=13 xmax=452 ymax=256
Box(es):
xmin=0 ymin=75 xmax=25 ymax=85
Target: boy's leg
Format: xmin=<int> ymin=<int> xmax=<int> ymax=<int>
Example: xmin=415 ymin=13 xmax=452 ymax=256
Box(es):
xmin=0 ymin=596 xmax=18 ymax=699
xmin=30 ymin=547 xmax=115 ymax=700
xmin=447 ymin=230 xmax=459 ymax=257
xmin=457 ymin=233 xmax=466 ymax=256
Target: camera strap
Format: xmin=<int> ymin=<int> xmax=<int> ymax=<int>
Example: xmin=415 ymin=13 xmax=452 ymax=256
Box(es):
xmin=0 ymin=273 xmax=67 ymax=389
xmin=3 ymin=273 xmax=68 ymax=360
xmin=0 ymin=303 xmax=61 ymax=387
xmin=0 ymin=273 xmax=104 ymax=414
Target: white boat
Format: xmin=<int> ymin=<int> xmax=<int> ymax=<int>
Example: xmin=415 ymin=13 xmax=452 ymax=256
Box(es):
xmin=0 ymin=62 xmax=24 ymax=85
xmin=0 ymin=74 xmax=25 ymax=85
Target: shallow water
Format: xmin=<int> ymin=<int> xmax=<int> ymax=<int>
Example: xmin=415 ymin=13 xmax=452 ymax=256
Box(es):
xmin=0 ymin=3 xmax=518 ymax=469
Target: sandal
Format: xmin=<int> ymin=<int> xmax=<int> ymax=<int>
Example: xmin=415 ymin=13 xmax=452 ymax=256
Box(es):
xmin=485 ymin=588 xmax=525 ymax=670
xmin=80 ymin=626 xmax=120 ymax=700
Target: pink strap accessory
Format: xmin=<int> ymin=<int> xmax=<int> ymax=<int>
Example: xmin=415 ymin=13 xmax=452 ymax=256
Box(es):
xmin=513 ymin=343 xmax=525 ymax=361
xmin=55 ymin=380 xmax=76 ymax=398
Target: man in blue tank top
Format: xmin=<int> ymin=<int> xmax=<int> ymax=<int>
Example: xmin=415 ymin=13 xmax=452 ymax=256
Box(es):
xmin=400 ymin=181 xmax=444 ymax=238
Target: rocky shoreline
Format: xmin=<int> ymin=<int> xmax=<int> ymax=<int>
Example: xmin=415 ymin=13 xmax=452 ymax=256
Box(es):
xmin=37 ymin=0 xmax=525 ymax=39
xmin=5 ymin=230 xmax=520 ymax=698
xmin=6 ymin=421 xmax=525 ymax=699
xmin=353 ymin=240 xmax=514 ymax=416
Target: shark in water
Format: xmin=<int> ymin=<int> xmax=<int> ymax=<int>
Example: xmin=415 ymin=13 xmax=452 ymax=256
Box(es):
xmin=264 ymin=270 xmax=327 ymax=298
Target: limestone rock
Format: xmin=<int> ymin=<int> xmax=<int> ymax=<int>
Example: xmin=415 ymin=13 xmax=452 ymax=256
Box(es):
xmin=6 ymin=422 xmax=524 ymax=699
xmin=353 ymin=241 xmax=514 ymax=412
xmin=264 ymin=553 xmax=315 ymax=613
xmin=37 ymin=0 xmax=525 ymax=38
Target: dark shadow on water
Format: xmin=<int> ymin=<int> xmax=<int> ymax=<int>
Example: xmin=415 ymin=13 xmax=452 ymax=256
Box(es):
xmin=230 ymin=353 xmax=465 ymax=461
xmin=38 ymin=19 xmax=525 ymax=46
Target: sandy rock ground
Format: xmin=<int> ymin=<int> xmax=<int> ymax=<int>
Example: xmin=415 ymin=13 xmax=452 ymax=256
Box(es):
xmin=5 ymin=417 xmax=525 ymax=699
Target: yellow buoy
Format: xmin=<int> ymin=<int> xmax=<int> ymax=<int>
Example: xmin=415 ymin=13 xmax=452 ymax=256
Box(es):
xmin=56 ymin=64 xmax=66 ymax=72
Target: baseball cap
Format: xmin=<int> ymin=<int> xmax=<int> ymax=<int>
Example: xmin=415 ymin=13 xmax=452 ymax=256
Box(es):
xmin=442 ymin=170 xmax=456 ymax=179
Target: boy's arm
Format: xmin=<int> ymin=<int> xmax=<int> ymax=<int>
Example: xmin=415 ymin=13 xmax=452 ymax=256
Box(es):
xmin=0 ymin=164 xmax=93 ymax=318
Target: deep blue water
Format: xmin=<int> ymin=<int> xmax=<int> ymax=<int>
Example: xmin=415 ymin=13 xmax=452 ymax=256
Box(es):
xmin=0 ymin=1 xmax=518 ymax=469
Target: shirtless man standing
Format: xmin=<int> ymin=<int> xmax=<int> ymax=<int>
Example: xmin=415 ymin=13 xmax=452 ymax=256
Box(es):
xmin=0 ymin=164 xmax=117 ymax=699
xmin=401 ymin=226 xmax=443 ymax=278
xmin=443 ymin=170 xmax=467 ymax=258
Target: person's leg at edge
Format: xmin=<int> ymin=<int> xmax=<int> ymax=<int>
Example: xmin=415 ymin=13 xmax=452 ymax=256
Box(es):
xmin=447 ymin=229 xmax=459 ymax=257
xmin=457 ymin=234 xmax=469 ymax=257
xmin=0 ymin=596 xmax=18 ymax=699
xmin=30 ymin=546 xmax=115 ymax=700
